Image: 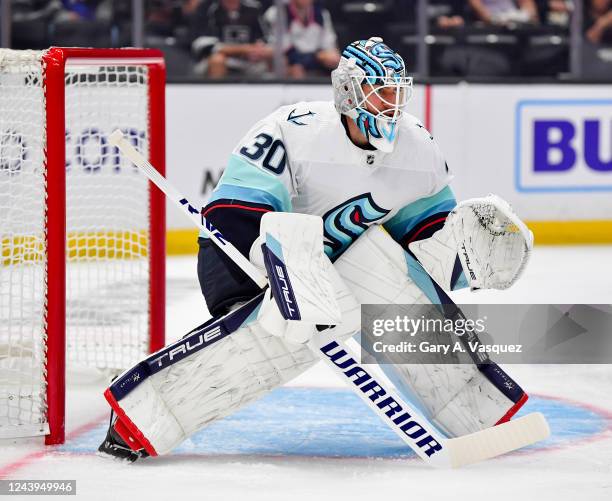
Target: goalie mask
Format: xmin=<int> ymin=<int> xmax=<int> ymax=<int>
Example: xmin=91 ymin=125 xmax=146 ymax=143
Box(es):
xmin=332 ymin=37 xmax=413 ymax=153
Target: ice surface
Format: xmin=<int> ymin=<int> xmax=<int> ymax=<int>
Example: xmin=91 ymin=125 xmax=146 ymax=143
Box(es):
xmin=0 ymin=247 xmax=611 ymax=501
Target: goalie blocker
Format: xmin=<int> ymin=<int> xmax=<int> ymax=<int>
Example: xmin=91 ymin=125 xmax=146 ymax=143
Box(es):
xmin=100 ymin=210 xmax=533 ymax=460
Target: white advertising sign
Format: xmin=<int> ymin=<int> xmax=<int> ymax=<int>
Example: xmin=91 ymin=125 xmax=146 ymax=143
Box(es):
xmin=516 ymin=99 xmax=612 ymax=192
xmin=431 ymin=84 xmax=612 ymax=221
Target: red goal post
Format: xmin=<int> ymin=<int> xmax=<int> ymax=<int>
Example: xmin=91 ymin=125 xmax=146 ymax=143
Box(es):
xmin=0 ymin=48 xmax=166 ymax=445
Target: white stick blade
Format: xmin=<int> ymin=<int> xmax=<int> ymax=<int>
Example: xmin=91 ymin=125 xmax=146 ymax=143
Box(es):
xmin=108 ymin=128 xmax=125 ymax=146
xmin=447 ymin=412 xmax=550 ymax=468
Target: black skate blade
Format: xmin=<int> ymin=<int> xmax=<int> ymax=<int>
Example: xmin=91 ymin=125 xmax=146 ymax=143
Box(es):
xmin=96 ymin=448 xmax=141 ymax=463
xmin=97 ymin=434 xmax=145 ymax=463
xmin=97 ymin=415 xmax=149 ymax=463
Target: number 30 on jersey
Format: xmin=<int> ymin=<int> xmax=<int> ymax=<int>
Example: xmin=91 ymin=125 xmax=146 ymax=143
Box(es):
xmin=239 ymin=133 xmax=287 ymax=175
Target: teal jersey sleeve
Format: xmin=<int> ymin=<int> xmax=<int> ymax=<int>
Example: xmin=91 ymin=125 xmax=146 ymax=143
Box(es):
xmin=200 ymin=115 xmax=295 ymax=239
xmin=384 ymin=186 xmax=456 ymax=243
xmin=383 ymin=186 xmax=468 ymax=291
xmin=208 ymin=154 xmax=293 ymax=212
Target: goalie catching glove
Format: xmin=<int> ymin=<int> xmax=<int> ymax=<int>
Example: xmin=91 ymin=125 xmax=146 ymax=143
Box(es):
xmin=409 ymin=194 xmax=533 ymax=291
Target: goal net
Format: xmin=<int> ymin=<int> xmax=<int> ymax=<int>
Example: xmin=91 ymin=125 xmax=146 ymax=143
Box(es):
xmin=0 ymin=48 xmax=166 ymax=444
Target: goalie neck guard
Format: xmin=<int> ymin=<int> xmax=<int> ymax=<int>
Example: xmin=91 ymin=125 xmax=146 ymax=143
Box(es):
xmin=332 ymin=37 xmax=413 ymax=153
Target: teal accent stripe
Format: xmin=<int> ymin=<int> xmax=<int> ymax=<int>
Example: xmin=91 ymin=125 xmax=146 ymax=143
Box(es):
xmin=405 ymin=252 xmax=442 ymax=306
xmin=199 ymin=155 xmax=293 ymax=239
xmin=218 ymin=154 xmax=292 ymax=212
xmin=265 ymin=233 xmax=284 ymax=260
xmin=384 ymin=186 xmax=456 ymax=242
xmin=453 ymin=271 xmax=469 ymax=290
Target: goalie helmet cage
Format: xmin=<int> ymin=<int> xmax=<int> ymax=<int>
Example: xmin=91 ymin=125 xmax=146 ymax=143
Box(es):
xmin=0 ymin=48 xmax=166 ymax=445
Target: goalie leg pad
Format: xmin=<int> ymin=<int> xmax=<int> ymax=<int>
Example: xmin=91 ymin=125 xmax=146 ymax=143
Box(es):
xmin=335 ymin=226 xmax=527 ymax=437
xmin=106 ymin=276 xmax=360 ymax=455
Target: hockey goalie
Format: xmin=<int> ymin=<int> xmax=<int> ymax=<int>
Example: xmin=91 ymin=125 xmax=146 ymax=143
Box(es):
xmin=98 ymin=37 xmax=533 ymax=462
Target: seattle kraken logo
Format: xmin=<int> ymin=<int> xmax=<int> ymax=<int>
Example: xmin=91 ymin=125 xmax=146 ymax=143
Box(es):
xmin=345 ymin=40 xmax=404 ymax=79
xmin=370 ymin=42 xmax=405 ymax=74
xmin=355 ymin=109 xmax=398 ymax=143
xmin=323 ymin=193 xmax=390 ymax=260
xmin=355 ymin=109 xmax=382 ymax=139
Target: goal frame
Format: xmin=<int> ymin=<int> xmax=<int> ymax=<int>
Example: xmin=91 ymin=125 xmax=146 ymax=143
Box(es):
xmin=42 ymin=47 xmax=166 ymax=445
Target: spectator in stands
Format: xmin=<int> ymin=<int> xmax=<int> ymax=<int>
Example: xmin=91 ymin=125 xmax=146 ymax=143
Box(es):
xmin=11 ymin=0 xmax=61 ymax=49
xmin=430 ymin=0 xmax=465 ymax=29
xmin=50 ymin=0 xmax=111 ymax=47
xmin=55 ymin=0 xmax=102 ymax=21
xmin=585 ymin=0 xmax=612 ymax=45
xmin=427 ymin=1 xmax=468 ymax=76
xmin=189 ymin=0 xmax=273 ymax=79
xmin=143 ymin=0 xmax=201 ymax=37
xmin=438 ymin=0 xmax=541 ymax=76
xmin=541 ymin=0 xmax=573 ymax=27
xmin=263 ymin=0 xmax=340 ymax=79
xmin=468 ymin=0 xmax=539 ymax=25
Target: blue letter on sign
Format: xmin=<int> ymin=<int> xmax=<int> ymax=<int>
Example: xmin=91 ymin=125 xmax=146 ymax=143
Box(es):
xmin=533 ymin=120 xmax=575 ymax=172
xmin=584 ymin=120 xmax=612 ymax=172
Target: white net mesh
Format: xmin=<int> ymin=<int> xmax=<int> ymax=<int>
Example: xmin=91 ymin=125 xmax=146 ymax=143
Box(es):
xmin=64 ymin=62 xmax=150 ymax=370
xmin=0 ymin=50 xmax=48 ymax=437
xmin=0 ymin=49 xmax=156 ymax=438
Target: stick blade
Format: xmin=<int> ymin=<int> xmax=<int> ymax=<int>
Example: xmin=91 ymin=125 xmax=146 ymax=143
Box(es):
xmin=447 ymin=412 xmax=550 ymax=468
xmin=108 ymin=129 xmax=125 ymax=146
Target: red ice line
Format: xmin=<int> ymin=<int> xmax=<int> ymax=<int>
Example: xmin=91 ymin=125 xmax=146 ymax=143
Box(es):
xmin=0 ymin=392 xmax=611 ymax=476
xmin=0 ymin=412 xmax=108 ymax=479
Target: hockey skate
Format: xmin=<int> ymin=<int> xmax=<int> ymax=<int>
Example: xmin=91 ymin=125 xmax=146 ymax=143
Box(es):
xmin=97 ymin=412 xmax=149 ymax=463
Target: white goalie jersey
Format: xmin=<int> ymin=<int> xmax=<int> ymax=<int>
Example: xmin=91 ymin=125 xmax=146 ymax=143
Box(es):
xmin=203 ymin=100 xmax=454 ymax=262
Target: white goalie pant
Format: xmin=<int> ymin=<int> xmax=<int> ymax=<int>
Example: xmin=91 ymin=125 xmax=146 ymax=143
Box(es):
xmin=114 ymin=226 xmax=517 ymax=455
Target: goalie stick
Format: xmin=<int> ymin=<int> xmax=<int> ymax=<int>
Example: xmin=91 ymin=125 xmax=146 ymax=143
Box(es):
xmin=109 ymin=129 xmax=550 ymax=468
